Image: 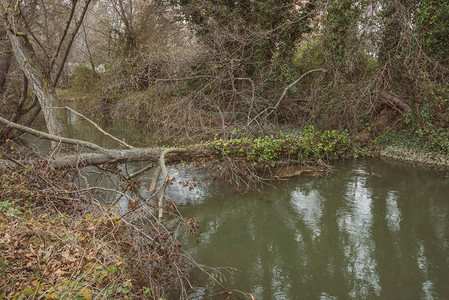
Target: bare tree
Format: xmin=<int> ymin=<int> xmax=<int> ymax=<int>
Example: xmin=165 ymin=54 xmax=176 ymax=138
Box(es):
xmin=0 ymin=0 xmax=92 ymax=146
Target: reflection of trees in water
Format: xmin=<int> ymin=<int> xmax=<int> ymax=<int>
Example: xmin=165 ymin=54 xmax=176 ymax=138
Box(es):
xmin=429 ymin=206 xmax=448 ymax=264
xmin=291 ymin=189 xmax=323 ymax=241
xmin=375 ymin=159 xmax=449 ymax=298
xmin=385 ymin=192 xmax=401 ymax=233
xmin=178 ymin=159 xmax=449 ymax=299
xmin=338 ymin=173 xmax=381 ymax=298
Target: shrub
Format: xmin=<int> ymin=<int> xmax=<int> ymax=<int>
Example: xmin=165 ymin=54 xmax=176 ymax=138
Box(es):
xmin=293 ymin=39 xmax=326 ymax=73
xmin=70 ymin=66 xmax=100 ymax=93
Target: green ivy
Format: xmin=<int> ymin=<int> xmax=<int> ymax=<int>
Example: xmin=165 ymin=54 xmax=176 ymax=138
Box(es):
xmin=209 ymin=126 xmax=354 ymax=166
xmin=376 ymin=125 xmax=449 ymax=156
xmin=416 ymin=0 xmax=449 ymax=64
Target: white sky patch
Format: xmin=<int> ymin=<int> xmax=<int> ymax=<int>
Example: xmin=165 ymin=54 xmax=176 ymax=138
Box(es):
xmin=338 ymin=175 xmax=381 ymax=298
xmin=291 ymin=189 xmax=324 ymax=241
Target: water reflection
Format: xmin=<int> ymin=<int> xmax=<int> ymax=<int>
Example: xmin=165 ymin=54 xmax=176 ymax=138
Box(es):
xmin=21 ymin=103 xmax=449 ymax=298
xmin=429 ymin=205 xmax=448 ymax=264
xmin=338 ymin=172 xmax=380 ymax=298
xmin=176 ymin=159 xmax=449 ymax=299
xmin=385 ymin=191 xmax=401 ymax=233
xmin=291 ymin=188 xmax=323 ymax=241
xmin=417 ymin=241 xmax=437 ymax=299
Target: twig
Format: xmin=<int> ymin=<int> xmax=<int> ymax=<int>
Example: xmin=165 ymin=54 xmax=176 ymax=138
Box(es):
xmin=149 ymin=165 xmax=162 ymax=196
xmin=126 ymin=163 xmax=154 ymax=180
xmin=63 ymin=106 xmax=134 ymax=149
xmin=1 ymin=152 xmax=25 ymax=168
xmin=244 ymin=69 xmax=327 ymax=129
xmin=0 ymin=115 xmax=107 ymax=153
xmin=157 ymin=148 xmax=187 ymax=220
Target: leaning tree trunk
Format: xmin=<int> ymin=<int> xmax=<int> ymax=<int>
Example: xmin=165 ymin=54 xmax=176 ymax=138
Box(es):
xmin=0 ymin=29 xmax=12 ymax=93
xmin=7 ymin=31 xmax=69 ymax=143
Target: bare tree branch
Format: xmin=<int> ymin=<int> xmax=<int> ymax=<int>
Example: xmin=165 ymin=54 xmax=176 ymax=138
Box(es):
xmin=49 ymin=0 xmax=78 ymax=70
xmin=52 ymin=0 xmax=92 ymax=86
xmin=0 ymin=115 xmax=207 ymax=168
xmin=63 ymin=106 xmax=134 ymax=149
xmin=244 ymin=69 xmax=327 ymax=129
xmin=0 ymin=114 xmax=106 ymax=152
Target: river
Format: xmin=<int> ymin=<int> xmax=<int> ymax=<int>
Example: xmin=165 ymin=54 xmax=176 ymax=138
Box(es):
xmin=176 ymin=159 xmax=449 ymax=299
xmin=22 ymin=107 xmax=449 ymax=299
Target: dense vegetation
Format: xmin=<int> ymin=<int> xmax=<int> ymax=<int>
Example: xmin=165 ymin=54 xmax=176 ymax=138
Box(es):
xmin=0 ymin=0 xmax=448 ymax=299
xmin=51 ymin=0 xmax=447 ymax=148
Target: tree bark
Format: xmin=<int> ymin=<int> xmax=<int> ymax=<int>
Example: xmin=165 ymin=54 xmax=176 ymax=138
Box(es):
xmin=0 ymin=29 xmax=12 ymax=93
xmin=375 ymin=90 xmax=411 ymax=112
xmin=1 ymin=0 xmax=91 ymax=146
xmin=0 ymin=73 xmax=28 ymax=138
xmin=7 ymin=31 xmax=69 ymax=142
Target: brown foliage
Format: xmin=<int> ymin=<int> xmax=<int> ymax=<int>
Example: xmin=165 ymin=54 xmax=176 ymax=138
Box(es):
xmin=0 ymin=155 xmax=200 ymax=299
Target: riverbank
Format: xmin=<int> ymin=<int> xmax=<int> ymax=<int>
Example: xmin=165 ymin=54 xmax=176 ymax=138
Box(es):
xmin=2 ymin=104 xmax=449 ymax=298
xmin=2 ymin=131 xmax=449 ymax=299
xmin=0 ymin=161 xmax=138 ymax=299
xmin=0 ymin=158 xmax=197 ymax=299
xmin=379 ymin=145 xmax=449 ymax=168
xmin=52 ymin=91 xmax=449 ymax=171
xmin=374 ymin=127 xmax=449 ymax=168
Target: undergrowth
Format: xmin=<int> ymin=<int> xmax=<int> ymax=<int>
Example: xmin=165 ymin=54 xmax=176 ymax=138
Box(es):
xmin=375 ymin=121 xmax=449 ymax=156
xmin=0 ymin=153 xmax=199 ymax=299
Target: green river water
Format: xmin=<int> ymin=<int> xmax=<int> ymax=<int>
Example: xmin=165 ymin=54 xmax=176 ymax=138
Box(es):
xmin=175 ymin=159 xmax=449 ymax=299
xmin=23 ymin=109 xmax=449 ymax=299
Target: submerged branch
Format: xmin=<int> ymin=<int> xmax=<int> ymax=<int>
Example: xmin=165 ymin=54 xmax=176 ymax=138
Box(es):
xmin=158 ymin=148 xmax=187 ymax=220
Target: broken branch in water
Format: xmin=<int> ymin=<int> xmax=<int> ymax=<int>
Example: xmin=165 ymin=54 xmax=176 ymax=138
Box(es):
xmin=157 ymin=148 xmax=187 ymax=220
xmin=62 ymin=106 xmax=134 ymax=149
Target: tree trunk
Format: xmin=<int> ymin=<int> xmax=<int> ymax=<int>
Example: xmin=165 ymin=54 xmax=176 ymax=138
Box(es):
xmin=0 ymin=29 xmax=12 ymax=93
xmin=7 ymin=31 xmax=69 ymax=143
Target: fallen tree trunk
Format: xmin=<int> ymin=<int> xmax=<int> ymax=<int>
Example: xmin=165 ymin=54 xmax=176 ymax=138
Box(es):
xmin=374 ymin=90 xmax=411 ymax=112
xmin=48 ymin=146 xmax=209 ymax=169
xmin=0 ymin=114 xmax=209 ymax=168
xmin=1 ymin=113 xmax=331 ymax=192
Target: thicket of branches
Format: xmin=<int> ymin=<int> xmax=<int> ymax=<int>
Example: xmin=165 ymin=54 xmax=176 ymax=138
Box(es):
xmin=1 ymin=0 xmax=448 ymax=143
